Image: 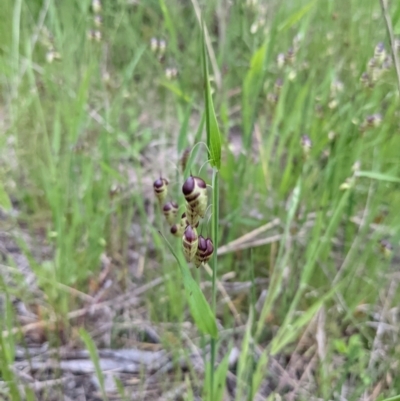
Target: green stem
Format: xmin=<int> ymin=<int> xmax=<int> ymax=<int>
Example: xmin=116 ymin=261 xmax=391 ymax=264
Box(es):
xmin=210 ymin=168 xmax=219 ymax=399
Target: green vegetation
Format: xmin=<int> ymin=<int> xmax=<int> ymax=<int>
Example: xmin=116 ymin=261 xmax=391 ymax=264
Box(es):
xmin=1 ymin=0 xmax=400 ymax=399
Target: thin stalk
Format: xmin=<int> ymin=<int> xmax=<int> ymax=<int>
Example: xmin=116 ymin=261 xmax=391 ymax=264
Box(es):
xmin=379 ymin=0 xmax=400 ymax=96
xmin=210 ymin=168 xmax=219 ymax=399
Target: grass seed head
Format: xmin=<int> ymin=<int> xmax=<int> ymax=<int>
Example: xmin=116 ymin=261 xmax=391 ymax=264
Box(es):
xmin=194 ymin=236 xmax=214 ymax=267
xmin=180 ymin=147 xmax=191 ymax=173
xmin=46 ymin=51 xmax=61 ymax=63
xmin=185 ymin=205 xmax=200 ymax=227
xmin=92 ymin=0 xmax=102 ymax=14
xmin=165 ymin=67 xmax=178 ymax=80
xmin=163 ymin=201 xmax=178 ymax=225
xmin=182 ymin=176 xmax=207 ymax=218
xmin=374 ymin=42 xmax=385 ymax=63
xmin=171 ymin=223 xmax=184 ymax=237
xmin=382 ymin=56 xmax=392 ymax=71
xmin=301 ymin=135 xmax=312 ymax=157
xmin=94 ymin=15 xmax=102 ymax=27
xmin=285 ymin=47 xmax=296 ymax=65
xmin=360 ymin=72 xmax=371 ymax=88
xmin=182 ymin=225 xmax=198 ymax=263
xmin=153 ymin=177 xmax=169 ymax=204
xmin=274 ymin=78 xmax=283 ymax=94
xmin=88 ymin=30 xmax=102 ymax=42
xmin=379 ymin=239 xmax=393 ymax=259
xmin=150 ymin=37 xmax=158 ymax=53
xmin=277 ymin=53 xmax=285 ymax=69
xmin=158 ymin=39 xmax=167 ymax=55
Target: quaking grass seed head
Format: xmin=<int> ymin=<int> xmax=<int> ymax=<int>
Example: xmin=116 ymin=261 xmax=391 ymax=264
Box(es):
xmin=185 ymin=205 xmax=200 ymax=227
xmin=153 ymin=177 xmax=168 ymax=204
xmin=301 ymin=135 xmax=312 ymax=157
xmin=182 ymin=225 xmax=198 ymax=263
xmin=195 ymin=235 xmax=208 ymax=267
xmin=182 ymin=176 xmax=207 ymax=218
xmin=379 ymin=239 xmax=393 ymax=259
xmin=285 ymin=47 xmax=296 ymax=65
xmin=150 ymin=37 xmax=158 ymax=53
xmin=163 ymin=201 xmax=178 ymax=225
xmin=180 ymin=147 xmax=191 ymax=173
xmin=94 ymin=15 xmax=102 ymax=27
xmin=274 ymin=78 xmax=283 ymax=94
xmin=374 ymin=42 xmax=385 ymax=63
xmin=194 ymin=236 xmax=214 ymax=267
xmin=171 ymin=223 xmax=184 ymax=237
xmin=92 ymin=0 xmax=101 ymax=14
xmin=277 ymin=53 xmax=285 ymax=69
xmin=180 ymin=212 xmax=189 ymax=228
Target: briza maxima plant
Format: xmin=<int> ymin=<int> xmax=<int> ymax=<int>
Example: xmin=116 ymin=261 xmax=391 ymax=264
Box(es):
xmin=153 ymin=174 xmax=214 ymax=268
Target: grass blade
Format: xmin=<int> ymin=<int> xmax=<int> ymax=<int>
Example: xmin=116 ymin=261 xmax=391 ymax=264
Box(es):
xmin=356 ymin=170 xmax=400 ymax=183
xmin=202 ymin=23 xmax=222 ymax=170
xmin=79 ymin=328 xmax=109 ymax=401
xmin=162 ymin=234 xmax=218 ymax=338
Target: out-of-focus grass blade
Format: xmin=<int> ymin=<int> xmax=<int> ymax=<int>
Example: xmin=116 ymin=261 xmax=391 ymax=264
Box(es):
xmin=0 ymin=182 xmax=11 ymax=211
xmin=251 ymin=350 xmax=269 ymax=400
xmin=183 ymin=114 xmax=205 ymax=179
xmin=122 ymin=45 xmax=146 ymax=83
xmin=213 ymin=350 xmax=230 ymax=401
xmin=270 ymin=283 xmax=341 ymax=355
xmin=177 ymin=103 xmax=193 ymax=154
xmin=255 ymin=178 xmax=301 ymax=339
xmin=79 ymin=328 xmax=109 ymax=401
xmin=0 ymin=297 xmax=20 ymax=401
xmin=159 ymin=0 xmax=177 ymax=53
xmin=204 ymin=348 xmax=230 ymax=401
xmin=278 ymin=0 xmax=317 ymax=32
xmin=382 ymin=396 xmax=400 ymax=401
xmin=202 ymin=24 xmax=221 ymax=170
xmin=163 ymin=234 xmax=218 ymax=338
xmin=356 ymin=170 xmax=400 ymax=183
xmin=242 ymin=39 xmax=268 ymax=148
xmin=235 ymin=310 xmax=253 ymax=401
xmin=159 ymin=80 xmax=192 ymax=103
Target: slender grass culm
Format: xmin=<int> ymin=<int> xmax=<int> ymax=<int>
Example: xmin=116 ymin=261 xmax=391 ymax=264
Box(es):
xmin=201 ymin=18 xmax=223 ymax=400
xmin=155 ymin=19 xmax=223 ymax=400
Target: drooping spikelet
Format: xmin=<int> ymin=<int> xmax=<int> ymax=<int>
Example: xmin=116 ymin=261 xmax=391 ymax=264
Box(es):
xmin=185 ymin=206 xmax=200 ymax=227
xmin=170 ymin=223 xmax=184 ymax=237
xmin=194 ymin=236 xmax=214 ymax=267
xmin=170 ymin=213 xmax=189 ymax=237
xmin=92 ymin=0 xmax=102 ymax=14
xmin=153 ymin=177 xmax=169 ymax=205
xmin=163 ymin=201 xmax=178 ymax=225
xmin=182 ymin=225 xmax=198 ymax=263
xmin=182 ymin=176 xmax=208 ymax=219
xmin=301 ymin=135 xmax=312 ymax=158
xmin=180 ymin=147 xmax=191 ymax=173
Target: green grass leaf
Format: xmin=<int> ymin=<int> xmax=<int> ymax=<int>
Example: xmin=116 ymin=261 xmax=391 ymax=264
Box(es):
xmin=202 ymin=24 xmax=222 ymax=170
xmin=251 ymin=350 xmax=269 ymax=399
xmin=79 ymin=328 xmax=109 ymax=401
xmin=278 ymin=0 xmax=317 ymax=32
xmin=203 ymin=348 xmax=230 ymax=401
xmin=270 ymin=283 xmax=341 ymax=355
xmin=162 ymin=234 xmax=218 ymax=339
xmin=242 ymin=39 xmax=268 ymax=147
xmin=356 ymin=170 xmax=400 ymax=183
xmin=382 ymin=396 xmax=400 ymax=401
xmin=0 ymin=181 xmax=11 ymax=211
